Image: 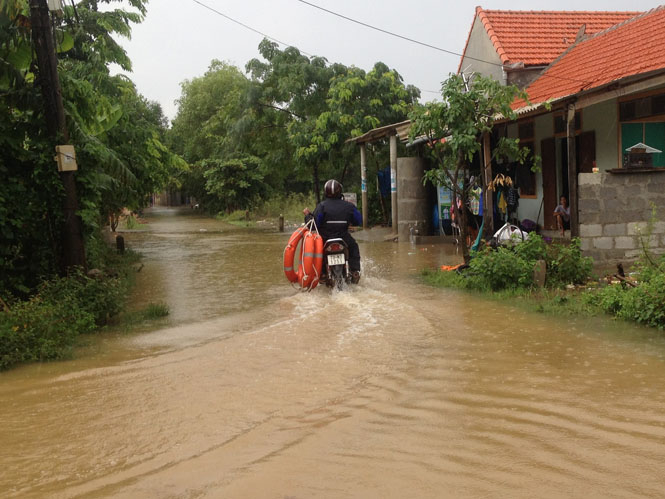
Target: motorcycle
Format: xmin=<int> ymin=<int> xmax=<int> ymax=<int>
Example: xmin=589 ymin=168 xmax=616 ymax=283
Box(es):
xmin=322 ymin=238 xmax=352 ymax=289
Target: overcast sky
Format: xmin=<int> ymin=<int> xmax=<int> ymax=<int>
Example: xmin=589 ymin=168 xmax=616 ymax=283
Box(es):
xmin=112 ymin=0 xmax=662 ymax=121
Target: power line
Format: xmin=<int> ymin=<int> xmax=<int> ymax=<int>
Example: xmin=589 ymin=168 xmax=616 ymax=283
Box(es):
xmin=295 ymin=0 xmax=592 ymax=85
xmin=188 ymin=0 xmax=437 ymax=95
xmin=189 ymin=0 xmax=313 ymax=57
xmin=296 ymin=0 xmax=465 ymax=60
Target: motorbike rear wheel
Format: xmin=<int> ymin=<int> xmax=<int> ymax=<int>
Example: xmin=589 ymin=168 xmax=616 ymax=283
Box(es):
xmin=331 ymin=266 xmax=345 ymax=290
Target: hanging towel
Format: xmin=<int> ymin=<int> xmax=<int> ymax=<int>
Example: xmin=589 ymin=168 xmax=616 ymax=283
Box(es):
xmin=498 ymin=191 xmax=507 ymax=215
xmin=470 ymin=187 xmax=481 ymax=216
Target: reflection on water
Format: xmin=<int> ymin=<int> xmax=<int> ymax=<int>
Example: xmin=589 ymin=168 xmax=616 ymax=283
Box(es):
xmin=2 ymin=207 xmax=665 ymax=498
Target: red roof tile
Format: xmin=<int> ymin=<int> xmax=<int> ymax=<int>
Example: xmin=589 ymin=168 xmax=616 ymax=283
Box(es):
xmin=515 ymin=6 xmax=665 ymax=109
xmin=460 ymin=6 xmax=640 ymax=70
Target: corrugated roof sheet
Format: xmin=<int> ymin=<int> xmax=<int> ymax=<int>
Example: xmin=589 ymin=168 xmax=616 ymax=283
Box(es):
xmin=514 ymin=6 xmax=665 ymax=109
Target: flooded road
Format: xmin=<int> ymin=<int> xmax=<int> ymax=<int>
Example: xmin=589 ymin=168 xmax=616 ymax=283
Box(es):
xmin=2 ymin=207 xmax=665 ymax=498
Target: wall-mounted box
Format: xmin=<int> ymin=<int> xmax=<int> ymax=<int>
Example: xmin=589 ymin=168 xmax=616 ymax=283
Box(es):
xmin=55 ymin=145 xmax=77 ymax=172
xmin=47 ymin=0 xmax=63 ymax=11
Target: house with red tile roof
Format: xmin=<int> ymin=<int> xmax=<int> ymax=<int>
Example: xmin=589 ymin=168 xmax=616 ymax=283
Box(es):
xmin=458 ymin=7 xmax=640 ymax=89
xmin=486 ymin=6 xmax=665 ymax=262
xmin=347 ymin=6 xmax=665 ymax=260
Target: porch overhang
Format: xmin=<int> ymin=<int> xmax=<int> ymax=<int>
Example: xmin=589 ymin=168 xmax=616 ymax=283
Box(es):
xmin=500 ymin=69 xmax=665 ymax=123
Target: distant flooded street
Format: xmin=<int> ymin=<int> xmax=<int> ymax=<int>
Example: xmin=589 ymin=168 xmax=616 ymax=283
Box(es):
xmin=2 ymin=207 xmax=665 ymax=498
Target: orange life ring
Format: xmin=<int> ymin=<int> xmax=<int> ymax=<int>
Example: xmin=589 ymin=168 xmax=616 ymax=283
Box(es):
xmin=298 ymin=231 xmax=323 ymax=290
xmin=283 ymin=226 xmax=307 ymax=283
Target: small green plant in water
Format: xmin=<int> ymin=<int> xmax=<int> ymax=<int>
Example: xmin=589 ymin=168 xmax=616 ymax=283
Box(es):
xmin=124 ymin=214 xmax=147 ymax=230
xmin=142 ymin=302 xmax=170 ymax=320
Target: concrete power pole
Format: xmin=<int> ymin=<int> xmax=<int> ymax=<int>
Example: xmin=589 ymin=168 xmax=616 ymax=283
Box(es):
xmin=30 ymin=0 xmax=87 ymax=272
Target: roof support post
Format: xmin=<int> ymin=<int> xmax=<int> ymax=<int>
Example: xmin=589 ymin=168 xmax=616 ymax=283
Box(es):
xmin=566 ymin=103 xmax=579 ymax=237
xmin=360 ymin=143 xmax=368 ymax=229
xmin=482 ymin=132 xmax=494 ymax=238
xmin=390 ymin=134 xmax=398 ymax=236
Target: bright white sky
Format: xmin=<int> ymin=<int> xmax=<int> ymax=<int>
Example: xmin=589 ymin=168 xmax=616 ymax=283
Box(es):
xmin=112 ymin=0 xmax=662 ymax=121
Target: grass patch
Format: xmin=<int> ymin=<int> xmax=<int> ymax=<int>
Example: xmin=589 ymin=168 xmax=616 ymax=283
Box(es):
xmin=253 ymin=192 xmax=317 ymax=224
xmin=423 ymin=267 xmax=602 ymax=319
xmin=142 ymin=302 xmax=170 ymax=320
xmin=122 ymin=214 xmax=148 ymax=230
xmin=217 ymin=210 xmax=254 ymax=227
xmin=114 ymin=302 xmax=170 ymax=330
xmin=216 ymin=193 xmax=318 ymax=228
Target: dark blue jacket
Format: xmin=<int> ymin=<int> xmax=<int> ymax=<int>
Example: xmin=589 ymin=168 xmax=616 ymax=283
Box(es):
xmin=309 ymin=198 xmax=362 ymax=239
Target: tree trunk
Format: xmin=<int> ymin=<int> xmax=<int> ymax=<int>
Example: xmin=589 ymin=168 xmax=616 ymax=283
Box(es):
xmin=340 ymin=161 xmax=348 ymax=184
xmin=30 ymin=0 xmax=87 ymax=273
xmin=454 ymin=152 xmax=471 ymax=264
xmin=313 ymin=162 xmax=321 ymax=204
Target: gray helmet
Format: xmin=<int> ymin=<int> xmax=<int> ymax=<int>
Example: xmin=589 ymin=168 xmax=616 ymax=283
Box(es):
xmin=324 ymin=179 xmax=343 ymax=199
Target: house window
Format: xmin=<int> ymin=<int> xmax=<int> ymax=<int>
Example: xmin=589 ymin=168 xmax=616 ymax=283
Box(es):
xmin=619 ymin=91 xmax=665 ymax=121
xmin=518 ymin=121 xmax=534 ymax=140
xmin=553 ymin=110 xmax=582 ymax=135
xmin=517 ymin=142 xmax=537 ymax=197
xmin=620 ymin=123 xmax=665 ymax=167
xmin=517 ymin=120 xmax=536 ymax=197
xmin=619 ymin=90 xmax=665 ymax=167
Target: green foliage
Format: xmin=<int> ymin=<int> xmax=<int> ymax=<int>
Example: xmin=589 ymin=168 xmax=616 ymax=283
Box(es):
xmin=170 ymin=60 xmax=251 ymax=163
xmin=426 ymin=235 xmax=592 ymax=293
xmin=587 ymin=241 xmax=665 ymax=329
xmin=512 ymin=232 xmax=545 ymax=261
xmin=1 ymin=0 xmax=180 ymax=297
xmin=252 ymin=192 xmax=317 ymax=223
xmin=409 ymin=74 xmax=534 ymax=262
xmin=0 ymin=294 xmax=93 ymax=370
xmin=421 ymin=267 xmax=466 ymax=288
xmin=141 ymin=302 xmax=170 ymax=320
xmin=587 ymin=273 xmax=665 ymax=329
xmin=466 ymin=246 xmax=534 ymax=291
xmin=245 ymin=40 xmax=417 ymax=201
xmin=0 ymin=268 xmax=128 ymax=370
xmin=546 ymin=238 xmax=593 ymax=287
xmin=202 ymin=155 xmax=267 ymax=213
xmin=38 ymin=269 xmax=126 ymax=326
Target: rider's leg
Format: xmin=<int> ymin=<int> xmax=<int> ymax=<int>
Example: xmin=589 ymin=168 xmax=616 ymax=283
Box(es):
xmin=342 ymin=233 xmax=361 ymax=272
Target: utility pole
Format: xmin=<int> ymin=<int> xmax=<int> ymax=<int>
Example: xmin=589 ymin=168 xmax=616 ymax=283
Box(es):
xmin=30 ymin=0 xmax=87 ymax=272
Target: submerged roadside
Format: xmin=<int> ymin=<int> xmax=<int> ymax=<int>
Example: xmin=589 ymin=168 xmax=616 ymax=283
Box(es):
xmin=0 ymin=235 xmax=168 ymax=371
xmin=422 ymin=234 xmax=665 ymax=331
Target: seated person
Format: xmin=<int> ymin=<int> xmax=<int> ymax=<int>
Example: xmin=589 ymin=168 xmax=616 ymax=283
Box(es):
xmin=553 ymin=196 xmax=570 ymax=236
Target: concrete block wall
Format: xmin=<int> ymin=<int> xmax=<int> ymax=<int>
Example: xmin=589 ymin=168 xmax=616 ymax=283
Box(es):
xmin=578 ymin=172 xmax=665 ymax=262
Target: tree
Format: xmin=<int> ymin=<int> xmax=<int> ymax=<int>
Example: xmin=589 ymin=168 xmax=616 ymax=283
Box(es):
xmin=203 ymin=155 xmax=267 ymax=213
xmin=246 ymin=39 xmax=347 ymax=201
xmin=0 ymin=0 xmax=180 ymax=295
xmin=170 ymin=60 xmax=250 ymax=163
xmin=310 ymin=62 xmax=420 ymax=189
xmin=409 ymin=74 xmax=535 ymax=264
xmin=169 ymin=60 xmax=285 ymax=211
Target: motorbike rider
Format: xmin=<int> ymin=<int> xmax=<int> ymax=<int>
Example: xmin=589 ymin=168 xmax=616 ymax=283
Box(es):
xmin=303 ymin=179 xmax=362 ymax=284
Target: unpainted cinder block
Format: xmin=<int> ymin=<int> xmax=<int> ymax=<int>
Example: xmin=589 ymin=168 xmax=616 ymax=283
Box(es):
xmin=627 ymin=221 xmax=649 ymax=235
xmin=614 ymin=236 xmax=636 ymax=249
xmin=580 ymin=224 xmax=602 ymax=237
xmin=579 ymin=173 xmax=602 ymax=185
xmin=603 ymin=223 xmax=627 ymax=237
xmin=593 ymin=237 xmax=614 ymax=250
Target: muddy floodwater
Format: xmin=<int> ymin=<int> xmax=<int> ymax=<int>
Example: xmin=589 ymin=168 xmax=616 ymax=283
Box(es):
xmin=3 ymin=207 xmax=665 ymax=498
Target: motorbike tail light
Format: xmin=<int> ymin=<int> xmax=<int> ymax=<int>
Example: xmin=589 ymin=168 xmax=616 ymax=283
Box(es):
xmin=328 ymin=243 xmax=343 ymax=252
